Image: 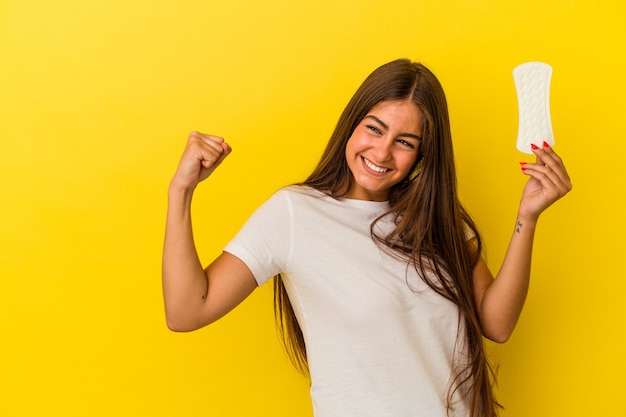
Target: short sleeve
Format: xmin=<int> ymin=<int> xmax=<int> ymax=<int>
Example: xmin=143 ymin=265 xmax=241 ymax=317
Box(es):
xmin=223 ymin=189 xmax=292 ymax=286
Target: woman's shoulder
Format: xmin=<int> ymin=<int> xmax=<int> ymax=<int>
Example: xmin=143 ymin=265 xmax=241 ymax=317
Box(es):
xmin=278 ymin=185 xmax=390 ymax=216
xmin=277 ymin=184 xmax=330 ymax=200
xmin=271 ymin=185 xmax=348 ymax=213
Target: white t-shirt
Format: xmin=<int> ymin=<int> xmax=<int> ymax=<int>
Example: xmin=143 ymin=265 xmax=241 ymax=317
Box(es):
xmin=224 ymin=186 xmax=469 ymax=417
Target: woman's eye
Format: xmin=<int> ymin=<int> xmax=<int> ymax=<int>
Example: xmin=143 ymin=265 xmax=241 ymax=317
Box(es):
xmin=367 ymin=125 xmax=382 ymax=134
xmin=397 ymin=139 xmax=415 ymax=149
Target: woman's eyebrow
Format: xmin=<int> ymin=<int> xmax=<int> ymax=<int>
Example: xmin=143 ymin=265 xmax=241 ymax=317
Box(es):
xmin=365 ymin=115 xmax=422 ymax=141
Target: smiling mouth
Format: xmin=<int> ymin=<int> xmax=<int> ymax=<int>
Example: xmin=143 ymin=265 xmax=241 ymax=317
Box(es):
xmin=362 ymin=157 xmax=390 ymax=173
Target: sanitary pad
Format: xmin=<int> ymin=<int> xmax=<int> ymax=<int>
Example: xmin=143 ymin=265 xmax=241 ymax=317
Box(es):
xmin=513 ymin=62 xmax=554 ymax=154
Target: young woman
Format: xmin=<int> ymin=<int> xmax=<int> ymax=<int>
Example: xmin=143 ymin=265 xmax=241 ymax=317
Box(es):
xmin=162 ymin=59 xmax=572 ymax=417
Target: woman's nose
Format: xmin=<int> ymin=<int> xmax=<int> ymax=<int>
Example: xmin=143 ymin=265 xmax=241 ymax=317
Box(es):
xmin=373 ymin=139 xmax=393 ymax=162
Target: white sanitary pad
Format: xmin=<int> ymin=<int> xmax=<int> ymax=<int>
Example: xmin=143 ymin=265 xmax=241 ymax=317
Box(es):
xmin=513 ymin=62 xmax=554 ymax=154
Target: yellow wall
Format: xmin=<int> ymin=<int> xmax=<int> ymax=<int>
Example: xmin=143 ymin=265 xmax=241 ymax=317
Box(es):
xmin=1 ymin=1 xmax=624 ymax=416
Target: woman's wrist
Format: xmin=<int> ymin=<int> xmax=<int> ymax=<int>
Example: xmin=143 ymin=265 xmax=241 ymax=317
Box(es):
xmin=168 ymin=179 xmax=197 ymax=213
xmin=513 ymin=213 xmax=538 ymax=235
xmin=169 ymin=176 xmax=196 ymax=196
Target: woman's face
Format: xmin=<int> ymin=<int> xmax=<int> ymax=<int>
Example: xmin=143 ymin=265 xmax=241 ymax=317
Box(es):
xmin=345 ymin=100 xmax=422 ymax=201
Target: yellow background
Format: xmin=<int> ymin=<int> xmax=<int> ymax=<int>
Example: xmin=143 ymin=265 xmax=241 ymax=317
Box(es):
xmin=1 ymin=0 xmax=624 ymax=416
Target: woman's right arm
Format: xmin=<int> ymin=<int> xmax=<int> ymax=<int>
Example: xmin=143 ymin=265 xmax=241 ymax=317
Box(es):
xmin=162 ymin=132 xmax=258 ymax=332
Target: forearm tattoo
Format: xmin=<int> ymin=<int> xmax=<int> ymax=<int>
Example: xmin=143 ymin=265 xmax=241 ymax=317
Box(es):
xmin=515 ymin=220 xmax=523 ymax=234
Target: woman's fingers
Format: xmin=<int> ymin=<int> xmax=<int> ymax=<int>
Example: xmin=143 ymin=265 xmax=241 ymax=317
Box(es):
xmin=531 ymin=143 xmax=572 ymax=193
xmin=172 ymin=132 xmax=232 ymax=190
xmin=532 ymin=142 xmax=572 ymax=188
xmin=188 ymin=132 xmax=228 ymax=167
xmin=518 ymin=142 xmax=572 ymax=220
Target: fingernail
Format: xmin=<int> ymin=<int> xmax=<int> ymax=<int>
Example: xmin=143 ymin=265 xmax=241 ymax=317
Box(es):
xmin=543 ymin=141 xmax=550 ymax=148
xmin=521 ymin=165 xmax=528 ymax=171
xmin=531 ymin=143 xmax=539 ymax=150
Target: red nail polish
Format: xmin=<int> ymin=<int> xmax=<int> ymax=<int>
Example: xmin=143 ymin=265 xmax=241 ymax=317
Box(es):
xmin=521 ymin=165 xmax=528 ymax=171
xmin=543 ymin=141 xmax=550 ymax=148
xmin=531 ymin=143 xmax=539 ymax=150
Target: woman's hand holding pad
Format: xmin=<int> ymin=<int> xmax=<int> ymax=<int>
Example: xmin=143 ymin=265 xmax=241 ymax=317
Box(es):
xmin=519 ymin=142 xmax=572 ymax=223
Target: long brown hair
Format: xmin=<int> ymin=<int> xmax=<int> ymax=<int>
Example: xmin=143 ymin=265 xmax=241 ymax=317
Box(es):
xmin=274 ymin=59 xmax=501 ymax=416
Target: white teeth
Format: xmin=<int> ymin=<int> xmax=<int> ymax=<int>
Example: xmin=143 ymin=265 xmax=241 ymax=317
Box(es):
xmin=363 ymin=157 xmax=389 ymax=173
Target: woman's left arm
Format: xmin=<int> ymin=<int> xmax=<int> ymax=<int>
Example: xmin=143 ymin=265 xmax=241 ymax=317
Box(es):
xmin=474 ymin=142 xmax=572 ymax=343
